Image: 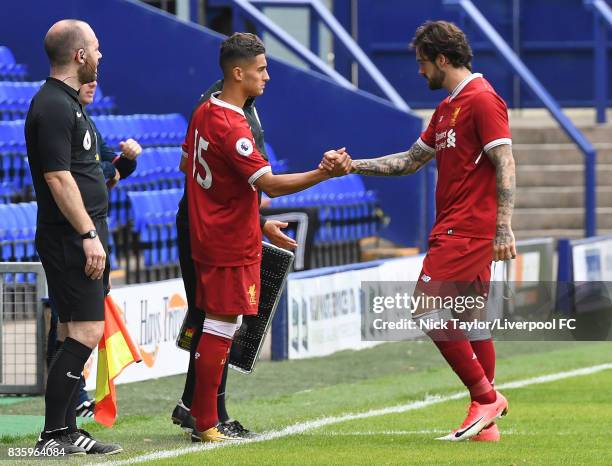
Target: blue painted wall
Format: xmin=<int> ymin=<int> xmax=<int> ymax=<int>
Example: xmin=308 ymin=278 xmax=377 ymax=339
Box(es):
xmin=338 ymin=0 xmax=612 ymax=108
xmin=0 ymin=0 xmax=425 ymax=247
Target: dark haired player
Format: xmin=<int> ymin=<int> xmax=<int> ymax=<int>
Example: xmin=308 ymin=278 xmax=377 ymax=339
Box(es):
xmin=184 ymin=32 xmax=351 ymax=442
xmin=323 ymin=21 xmax=515 ymax=442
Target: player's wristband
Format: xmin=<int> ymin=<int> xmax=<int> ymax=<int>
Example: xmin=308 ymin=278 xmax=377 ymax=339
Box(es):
xmin=113 ymin=154 xmax=137 ymax=179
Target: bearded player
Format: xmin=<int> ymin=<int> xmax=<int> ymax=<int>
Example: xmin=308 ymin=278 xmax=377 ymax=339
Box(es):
xmin=323 ymin=20 xmax=516 ymax=442
xmin=183 ymin=32 xmax=350 ymax=442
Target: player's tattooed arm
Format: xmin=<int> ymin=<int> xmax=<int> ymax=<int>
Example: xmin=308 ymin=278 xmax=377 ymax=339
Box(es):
xmin=486 ymin=143 xmax=517 ymax=261
xmin=349 ymin=142 xmax=434 ymax=176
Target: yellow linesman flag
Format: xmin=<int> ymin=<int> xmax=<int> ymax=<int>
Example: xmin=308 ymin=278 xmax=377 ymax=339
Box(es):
xmin=94 ymin=295 xmax=142 ymax=427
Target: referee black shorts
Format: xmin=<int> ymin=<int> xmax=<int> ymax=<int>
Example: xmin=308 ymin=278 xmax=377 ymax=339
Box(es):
xmin=36 ymin=218 xmax=110 ymax=323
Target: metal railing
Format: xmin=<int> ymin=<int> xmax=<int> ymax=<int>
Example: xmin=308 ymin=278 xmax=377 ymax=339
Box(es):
xmin=225 ymin=0 xmax=411 ymax=112
xmin=445 ymin=0 xmax=599 ymax=237
xmin=0 ymin=262 xmax=46 ymax=395
xmin=585 ymin=0 xmax=612 ymax=124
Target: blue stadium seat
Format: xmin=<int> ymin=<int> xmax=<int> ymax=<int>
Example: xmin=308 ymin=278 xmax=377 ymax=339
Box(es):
xmin=0 ymin=120 xmax=28 ymax=187
xmin=94 ymin=114 xmax=187 ymax=149
xmin=128 ymin=189 xmax=181 ymax=267
xmin=88 ymin=83 xmax=116 ymax=116
xmin=265 ymin=142 xmax=289 ymax=173
xmin=0 ymin=81 xmax=43 ymax=119
xmin=0 ymin=46 xmax=28 ymax=81
xmin=268 ymin=174 xmax=381 ymax=243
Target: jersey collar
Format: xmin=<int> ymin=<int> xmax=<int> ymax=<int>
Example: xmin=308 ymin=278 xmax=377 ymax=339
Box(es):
xmin=449 ymin=73 xmax=483 ymax=101
xmin=46 ymin=77 xmax=80 ymax=102
xmin=210 ymin=91 xmax=245 ymax=117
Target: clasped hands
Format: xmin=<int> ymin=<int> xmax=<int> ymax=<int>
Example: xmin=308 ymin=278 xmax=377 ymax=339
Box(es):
xmin=319 ymin=147 xmax=352 ymax=177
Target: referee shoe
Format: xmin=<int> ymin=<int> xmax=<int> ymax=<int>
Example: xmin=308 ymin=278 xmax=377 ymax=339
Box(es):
xmin=171 ymin=402 xmax=197 ymax=434
xmin=35 ymin=429 xmax=86 ymax=456
xmin=70 ymin=429 xmax=123 ymax=455
xmin=219 ymin=420 xmax=258 ymax=439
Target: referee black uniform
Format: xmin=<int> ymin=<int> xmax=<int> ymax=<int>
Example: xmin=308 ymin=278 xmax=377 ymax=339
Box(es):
xmin=25 ymin=77 xmax=122 ymax=455
xmin=26 ymin=78 xmax=110 ymax=321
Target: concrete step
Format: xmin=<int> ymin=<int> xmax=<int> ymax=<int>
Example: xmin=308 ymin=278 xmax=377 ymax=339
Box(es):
xmin=513 ymin=207 xmax=612 ymax=230
xmin=514 ymin=228 xmax=612 ymax=241
xmin=515 ymin=186 xmax=612 ymax=208
xmin=511 ymin=125 xmax=612 ymax=144
xmin=507 ymin=108 xmax=612 ymax=128
xmin=516 ymin=164 xmax=612 ymax=187
xmin=513 ymin=143 xmax=612 ymax=165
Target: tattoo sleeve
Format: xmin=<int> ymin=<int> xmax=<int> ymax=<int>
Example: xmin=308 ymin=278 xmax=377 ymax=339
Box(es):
xmin=486 ymin=144 xmax=516 ymax=238
xmin=350 ymin=142 xmax=434 ymax=176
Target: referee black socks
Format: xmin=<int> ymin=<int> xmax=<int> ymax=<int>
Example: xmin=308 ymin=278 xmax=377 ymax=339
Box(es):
xmin=44 ymin=337 xmax=92 ymax=432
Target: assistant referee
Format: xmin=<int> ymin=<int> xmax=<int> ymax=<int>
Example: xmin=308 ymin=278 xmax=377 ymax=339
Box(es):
xmin=25 ymin=19 xmax=121 ymax=456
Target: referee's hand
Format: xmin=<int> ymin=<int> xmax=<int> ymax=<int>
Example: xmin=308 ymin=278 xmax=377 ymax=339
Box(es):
xmin=83 ymin=236 xmax=107 ymax=280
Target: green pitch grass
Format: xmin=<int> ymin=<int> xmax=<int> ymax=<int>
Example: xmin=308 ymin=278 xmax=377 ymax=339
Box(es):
xmin=1 ymin=341 xmax=611 ymax=465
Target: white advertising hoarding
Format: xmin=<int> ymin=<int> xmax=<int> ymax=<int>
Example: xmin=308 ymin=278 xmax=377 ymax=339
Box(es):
xmin=573 ymin=237 xmax=612 ymax=281
xmin=84 ymin=279 xmax=189 ymax=390
xmin=286 ymin=255 xmax=425 ymax=359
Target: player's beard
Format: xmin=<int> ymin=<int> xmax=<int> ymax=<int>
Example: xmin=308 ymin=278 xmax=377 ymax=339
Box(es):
xmin=427 ymin=67 xmax=445 ymax=90
xmin=77 ymin=56 xmax=97 ymax=85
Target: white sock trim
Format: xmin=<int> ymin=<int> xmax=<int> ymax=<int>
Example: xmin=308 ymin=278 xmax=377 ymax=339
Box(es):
xmin=203 ymin=319 xmax=238 ymax=340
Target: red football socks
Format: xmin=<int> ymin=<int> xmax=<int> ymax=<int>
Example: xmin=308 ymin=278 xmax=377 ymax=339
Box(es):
xmin=429 ymin=329 xmax=496 ymax=405
xmin=470 ymin=338 xmax=496 ymax=385
xmin=191 ymin=332 xmax=232 ymax=432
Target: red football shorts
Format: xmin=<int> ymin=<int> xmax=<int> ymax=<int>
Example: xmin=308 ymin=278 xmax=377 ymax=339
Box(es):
xmin=194 ymin=262 xmax=260 ymax=316
xmin=416 ymin=235 xmax=492 ymax=299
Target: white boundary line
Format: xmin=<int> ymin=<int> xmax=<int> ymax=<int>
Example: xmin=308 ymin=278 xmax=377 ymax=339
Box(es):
xmin=96 ymin=363 xmax=612 ymax=466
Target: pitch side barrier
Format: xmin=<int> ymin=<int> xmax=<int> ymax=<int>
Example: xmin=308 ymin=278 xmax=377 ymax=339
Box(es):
xmin=557 ymin=235 xmax=612 ymax=341
xmin=0 ymin=262 xmax=46 ymax=395
xmin=270 ymin=238 xmax=579 ymax=360
xmin=8 ymin=237 xmax=610 ymax=393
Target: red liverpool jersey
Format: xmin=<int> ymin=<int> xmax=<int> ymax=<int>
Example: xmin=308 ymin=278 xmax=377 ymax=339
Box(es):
xmin=183 ymin=92 xmax=271 ymax=266
xmin=418 ymin=73 xmax=512 ymax=240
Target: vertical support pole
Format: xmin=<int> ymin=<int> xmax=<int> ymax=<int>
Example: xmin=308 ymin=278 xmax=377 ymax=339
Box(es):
xmin=332 ymin=0 xmax=353 ymax=81
xmin=271 ymin=290 xmax=288 ymax=360
xmin=35 ymin=267 xmax=47 ymax=394
xmin=190 ymin=0 xmax=200 ymax=23
xmin=556 ymin=239 xmax=574 ymax=317
xmin=425 ymin=162 xmax=436 ymax=250
xmin=585 ymin=149 xmax=597 ymax=237
xmin=309 ymin=5 xmax=320 ymax=57
xmin=512 ymin=0 xmax=522 ymax=109
xmin=594 ymin=14 xmax=607 ymax=124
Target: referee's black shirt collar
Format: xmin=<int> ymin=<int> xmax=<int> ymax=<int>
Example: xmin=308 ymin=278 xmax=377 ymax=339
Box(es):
xmin=46 ymin=77 xmax=80 ymax=102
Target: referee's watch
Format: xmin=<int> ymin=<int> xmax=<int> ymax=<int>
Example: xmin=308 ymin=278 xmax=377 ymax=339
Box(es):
xmin=81 ymin=229 xmax=98 ymax=240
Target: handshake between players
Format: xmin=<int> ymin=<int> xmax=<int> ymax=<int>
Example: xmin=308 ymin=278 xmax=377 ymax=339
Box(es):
xmin=319 ymin=148 xmax=352 ymax=177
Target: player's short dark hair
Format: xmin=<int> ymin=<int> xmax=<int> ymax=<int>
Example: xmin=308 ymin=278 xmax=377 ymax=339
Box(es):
xmin=44 ymin=19 xmax=87 ymax=67
xmin=219 ymin=32 xmax=266 ymax=75
xmin=410 ymin=21 xmax=473 ymax=71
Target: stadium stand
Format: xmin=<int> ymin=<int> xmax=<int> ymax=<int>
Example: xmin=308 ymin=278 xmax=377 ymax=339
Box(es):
xmin=0 ymin=45 xmax=27 ymax=81
xmin=0 ymin=43 xmax=384 ymax=284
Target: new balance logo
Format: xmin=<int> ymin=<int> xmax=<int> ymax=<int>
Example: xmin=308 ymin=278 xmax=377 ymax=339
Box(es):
xmin=66 ymin=371 xmax=80 ymax=380
xmin=446 ymin=129 xmax=456 ymax=148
